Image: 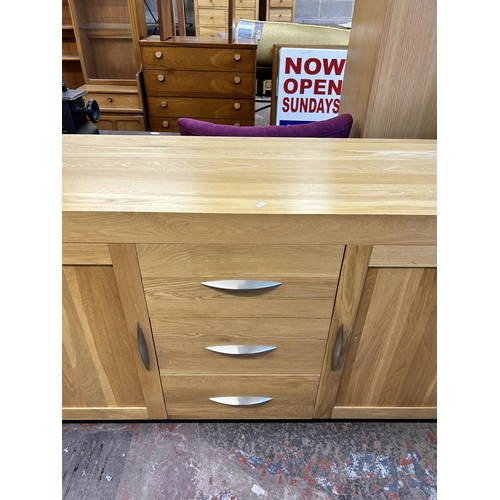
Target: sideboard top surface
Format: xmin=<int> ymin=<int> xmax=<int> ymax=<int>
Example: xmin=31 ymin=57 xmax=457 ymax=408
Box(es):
xmin=62 ymin=135 xmax=436 ymax=217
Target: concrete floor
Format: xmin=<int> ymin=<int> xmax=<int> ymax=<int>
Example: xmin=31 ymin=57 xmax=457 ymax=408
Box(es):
xmin=62 ymin=420 xmax=437 ymax=500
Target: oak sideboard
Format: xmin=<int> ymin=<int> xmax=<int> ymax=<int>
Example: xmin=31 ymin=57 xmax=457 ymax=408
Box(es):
xmin=62 ymin=135 xmax=437 ymax=420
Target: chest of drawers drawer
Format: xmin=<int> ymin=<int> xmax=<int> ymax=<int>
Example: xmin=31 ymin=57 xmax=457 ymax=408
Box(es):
xmin=146 ymin=96 xmax=255 ymax=119
xmin=143 ymin=70 xmax=255 ymax=95
xmin=148 ymin=115 xmax=254 ymax=132
xmin=141 ymin=46 xmax=256 ymax=73
xmin=161 ymin=375 xmax=319 ymax=419
xmin=137 ymin=244 xmax=344 ymax=318
xmin=153 ymin=317 xmax=331 ymax=375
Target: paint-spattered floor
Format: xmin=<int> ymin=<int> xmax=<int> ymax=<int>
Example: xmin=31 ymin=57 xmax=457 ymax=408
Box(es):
xmin=62 ymin=420 xmax=437 ymax=500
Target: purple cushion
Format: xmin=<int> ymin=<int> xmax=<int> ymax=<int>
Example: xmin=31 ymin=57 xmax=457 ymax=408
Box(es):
xmin=177 ymin=114 xmax=353 ymax=138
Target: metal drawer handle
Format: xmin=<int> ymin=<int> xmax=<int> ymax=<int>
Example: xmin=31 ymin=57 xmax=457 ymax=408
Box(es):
xmin=201 ymin=280 xmax=281 ymax=290
xmin=206 ymin=345 xmax=276 ymax=355
xmin=137 ymin=322 xmax=150 ymax=371
xmin=332 ymin=323 xmax=344 ymax=370
xmin=209 ymin=397 xmax=272 ymax=406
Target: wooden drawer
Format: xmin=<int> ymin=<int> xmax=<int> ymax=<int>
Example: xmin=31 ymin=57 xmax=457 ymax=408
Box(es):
xmin=141 ymin=46 xmax=256 ymax=72
xmin=197 ymin=0 xmax=227 ymax=6
xmin=95 ymin=114 xmax=145 ymax=131
xmin=198 ymin=26 xmax=226 ymax=37
xmin=153 ymin=318 xmax=331 ymax=375
xmin=137 ymin=244 xmax=343 ymax=318
xmin=143 ymin=69 xmax=256 ymax=95
xmin=83 ymin=91 xmax=141 ymax=112
xmin=137 ymin=244 xmax=343 ymax=278
xmin=146 ymin=96 xmax=255 ymax=119
xmin=268 ymin=8 xmax=292 ymax=21
xmin=198 ymin=8 xmax=227 ymax=26
xmin=161 ymin=375 xmax=319 ymax=419
xmin=269 ymin=0 xmax=292 ymax=7
xmin=236 ymin=8 xmax=257 ymax=20
xmin=148 ymin=115 xmax=254 ymax=132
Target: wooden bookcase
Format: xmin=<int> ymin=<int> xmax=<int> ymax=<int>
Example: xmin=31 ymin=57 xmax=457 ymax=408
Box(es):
xmin=62 ymin=0 xmax=84 ymax=89
xmin=67 ymin=0 xmax=148 ymax=131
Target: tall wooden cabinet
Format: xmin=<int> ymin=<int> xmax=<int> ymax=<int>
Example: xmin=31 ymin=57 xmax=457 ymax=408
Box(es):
xmin=62 ymin=135 xmax=436 ymax=421
xmin=266 ymin=0 xmax=295 ymax=22
xmin=67 ymin=0 xmax=148 ymax=131
xmin=338 ymin=0 xmax=436 ymax=138
xmin=194 ymin=0 xmax=259 ymax=37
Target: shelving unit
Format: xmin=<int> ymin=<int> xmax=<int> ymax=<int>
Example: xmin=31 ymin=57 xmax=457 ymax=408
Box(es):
xmin=67 ymin=0 xmax=148 ymax=131
xmin=62 ymin=0 xmax=84 ymax=89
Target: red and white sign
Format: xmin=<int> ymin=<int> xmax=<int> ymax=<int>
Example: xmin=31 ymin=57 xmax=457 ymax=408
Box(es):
xmin=276 ymin=47 xmax=348 ymax=126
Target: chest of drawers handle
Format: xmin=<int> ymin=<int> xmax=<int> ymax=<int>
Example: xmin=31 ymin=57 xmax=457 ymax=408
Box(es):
xmin=201 ymin=280 xmax=281 ymax=290
xmin=160 ymin=101 xmax=167 ymax=108
xmin=234 ymin=102 xmax=241 ymax=110
xmin=233 ymin=76 xmax=241 ymax=84
xmin=162 ymin=120 xmax=170 ymax=128
xmin=206 ymin=345 xmax=276 ymax=355
xmin=234 ymin=53 xmax=241 ymax=61
xmin=155 ymin=51 xmax=162 ymax=59
xmin=209 ymin=396 xmax=272 ymax=406
xmin=157 ymin=74 xmax=165 ymax=82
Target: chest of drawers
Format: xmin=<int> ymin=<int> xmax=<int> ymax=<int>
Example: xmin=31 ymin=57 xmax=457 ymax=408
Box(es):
xmin=140 ymin=36 xmax=257 ymax=133
xmin=136 ymin=242 xmax=344 ymax=419
xmin=195 ymin=0 xmax=259 ymax=37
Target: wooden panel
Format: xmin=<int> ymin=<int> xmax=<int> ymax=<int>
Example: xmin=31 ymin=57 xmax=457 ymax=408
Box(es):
xmin=62 ymin=266 xmax=147 ymax=412
xmin=154 ymin=318 xmax=330 ymax=375
xmin=370 ymin=245 xmax=436 ymax=267
xmin=162 ymin=375 xmax=319 ymax=419
xmin=140 ymin=46 xmax=256 ymax=72
xmin=108 ymin=244 xmax=167 ymax=419
xmin=81 ymin=91 xmax=141 ymax=111
xmin=335 ymin=267 xmax=437 ymax=409
xmin=62 ymin=243 xmax=112 ymax=265
xmin=146 ymin=96 xmax=254 ymax=118
xmin=143 ymin=69 xmax=256 ymax=94
xmin=62 ymin=407 xmax=149 ymax=420
xmin=339 ymin=0 xmax=436 ymax=138
xmin=313 ymin=245 xmax=372 ymax=418
xmin=62 ymin=136 xmax=437 ymax=218
xmin=330 ymin=406 xmax=437 ymax=419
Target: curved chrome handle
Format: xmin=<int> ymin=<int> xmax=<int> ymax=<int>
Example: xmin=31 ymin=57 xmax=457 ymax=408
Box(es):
xmin=137 ymin=322 xmax=150 ymax=371
xmin=209 ymin=396 xmax=272 ymax=406
xmin=332 ymin=323 xmax=344 ymax=370
xmin=206 ymin=345 xmax=276 ymax=355
xmin=201 ymin=280 xmax=281 ymax=290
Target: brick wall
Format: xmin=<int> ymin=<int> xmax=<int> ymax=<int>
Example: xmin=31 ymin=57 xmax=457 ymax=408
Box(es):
xmin=295 ymin=0 xmax=354 ymax=26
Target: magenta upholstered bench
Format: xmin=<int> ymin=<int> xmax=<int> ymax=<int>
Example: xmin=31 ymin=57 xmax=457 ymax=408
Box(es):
xmin=177 ymin=114 xmax=353 ymax=138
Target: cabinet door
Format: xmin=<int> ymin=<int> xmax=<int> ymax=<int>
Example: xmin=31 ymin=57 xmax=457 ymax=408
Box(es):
xmin=333 ymin=261 xmax=437 ymax=419
xmin=62 ymin=243 xmax=166 ymax=420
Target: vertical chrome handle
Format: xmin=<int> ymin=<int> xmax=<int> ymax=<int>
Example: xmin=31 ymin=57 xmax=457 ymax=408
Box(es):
xmin=137 ymin=322 xmax=150 ymax=371
xmin=332 ymin=323 xmax=344 ymax=370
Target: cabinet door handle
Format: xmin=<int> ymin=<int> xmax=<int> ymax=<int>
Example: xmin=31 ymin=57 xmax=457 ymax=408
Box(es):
xmin=332 ymin=323 xmax=344 ymax=370
xmin=137 ymin=322 xmax=150 ymax=371
xmin=209 ymin=396 xmax=272 ymax=406
xmin=206 ymin=345 xmax=276 ymax=355
xmin=201 ymin=280 xmax=281 ymax=290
